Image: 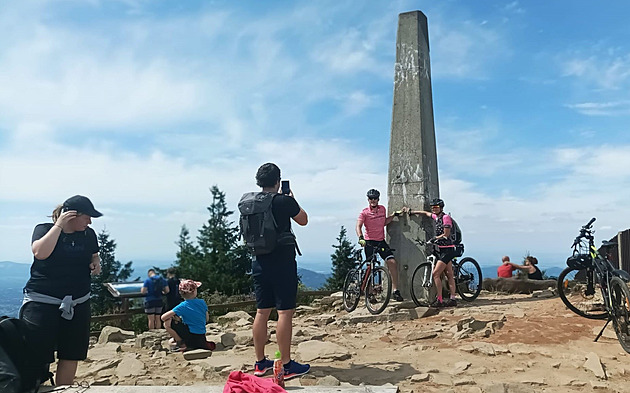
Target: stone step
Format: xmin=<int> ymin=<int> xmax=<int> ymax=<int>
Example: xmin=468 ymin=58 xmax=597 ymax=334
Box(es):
xmin=41 ymin=386 xmax=399 ymax=393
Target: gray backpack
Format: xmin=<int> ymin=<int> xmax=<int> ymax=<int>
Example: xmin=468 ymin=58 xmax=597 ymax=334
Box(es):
xmin=238 ymin=192 xmax=277 ymax=255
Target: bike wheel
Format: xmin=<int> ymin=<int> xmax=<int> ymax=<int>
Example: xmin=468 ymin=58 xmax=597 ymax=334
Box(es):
xmin=410 ymin=262 xmax=436 ymax=307
xmin=365 ymin=266 xmax=392 ymax=315
xmin=610 ymin=276 xmax=630 ymax=353
xmin=557 ymin=266 xmax=608 ymax=320
xmin=456 ymin=257 xmax=482 ymax=301
xmin=342 ymin=269 xmax=361 ymax=312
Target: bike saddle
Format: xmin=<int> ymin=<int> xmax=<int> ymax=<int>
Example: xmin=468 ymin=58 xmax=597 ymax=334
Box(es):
xmin=614 ymin=269 xmax=630 ymax=283
xmin=602 ymin=240 xmax=618 ymax=247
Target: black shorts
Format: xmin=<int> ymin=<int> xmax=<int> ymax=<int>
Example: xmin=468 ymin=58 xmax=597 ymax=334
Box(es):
xmin=438 ymin=247 xmax=459 ymax=264
xmin=20 ymin=300 xmax=91 ymax=363
xmin=365 ymin=240 xmax=395 ymax=261
xmin=144 ymin=299 xmax=163 ymax=315
xmin=252 ymin=246 xmax=298 ymax=311
xmin=171 ymin=319 xmax=213 ymax=350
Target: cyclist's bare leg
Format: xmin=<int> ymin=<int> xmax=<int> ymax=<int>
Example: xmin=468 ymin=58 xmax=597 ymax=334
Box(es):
xmin=432 ymin=260 xmax=448 ymax=301
xmin=444 ymin=262 xmax=456 ymax=298
xmin=386 ymin=257 xmax=399 ymax=291
xmin=253 ymin=308 xmax=271 ymax=361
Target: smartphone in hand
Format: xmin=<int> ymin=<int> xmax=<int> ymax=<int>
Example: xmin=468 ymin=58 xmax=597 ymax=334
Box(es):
xmin=281 ymin=180 xmax=290 ymax=195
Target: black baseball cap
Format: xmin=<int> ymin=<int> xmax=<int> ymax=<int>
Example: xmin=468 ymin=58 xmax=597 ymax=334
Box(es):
xmin=63 ymin=195 xmax=103 ymax=217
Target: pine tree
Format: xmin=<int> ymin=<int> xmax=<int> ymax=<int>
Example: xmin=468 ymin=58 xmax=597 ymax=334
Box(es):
xmin=323 ymin=226 xmax=357 ymax=290
xmin=178 ymin=186 xmax=251 ymax=295
xmin=91 ymin=229 xmax=133 ymax=315
xmin=173 ymin=225 xmax=205 ymax=282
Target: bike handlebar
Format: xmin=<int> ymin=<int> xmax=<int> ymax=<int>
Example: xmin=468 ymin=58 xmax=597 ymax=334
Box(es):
xmin=571 ymin=217 xmax=596 ymax=249
xmin=584 ymin=217 xmax=596 ymax=229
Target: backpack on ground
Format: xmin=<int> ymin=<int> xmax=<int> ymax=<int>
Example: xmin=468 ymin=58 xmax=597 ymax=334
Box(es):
xmin=238 ymin=192 xmax=278 ymax=255
xmin=0 ymin=316 xmax=53 ymax=393
xmin=150 ymin=276 xmax=164 ymax=297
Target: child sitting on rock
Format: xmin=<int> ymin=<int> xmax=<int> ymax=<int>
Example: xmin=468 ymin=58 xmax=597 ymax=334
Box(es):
xmin=161 ymin=279 xmax=216 ymax=352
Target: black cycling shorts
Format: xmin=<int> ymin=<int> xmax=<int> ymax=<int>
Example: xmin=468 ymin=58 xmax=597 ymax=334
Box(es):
xmin=365 ymin=240 xmax=395 ymax=261
xmin=20 ymin=300 xmax=91 ymax=363
xmin=438 ymin=247 xmax=459 ymax=264
xmin=252 ymin=246 xmax=298 ymax=311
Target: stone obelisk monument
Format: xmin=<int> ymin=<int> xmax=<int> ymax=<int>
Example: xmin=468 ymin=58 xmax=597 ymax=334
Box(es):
xmin=387 ymin=11 xmax=439 ymax=298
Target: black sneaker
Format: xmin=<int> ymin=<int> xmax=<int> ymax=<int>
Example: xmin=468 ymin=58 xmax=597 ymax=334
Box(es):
xmin=430 ymin=299 xmax=445 ymax=308
xmin=444 ymin=298 xmax=457 ymax=307
xmin=392 ymin=290 xmax=403 ymax=302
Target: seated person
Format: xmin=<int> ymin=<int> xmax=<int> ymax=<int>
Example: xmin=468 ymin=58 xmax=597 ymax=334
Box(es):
xmin=513 ymin=256 xmax=543 ymax=280
xmin=497 ymin=255 xmax=525 ymax=278
xmin=161 ymin=279 xmax=216 ymax=351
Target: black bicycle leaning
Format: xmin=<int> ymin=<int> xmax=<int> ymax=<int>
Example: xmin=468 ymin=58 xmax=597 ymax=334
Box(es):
xmin=410 ymin=240 xmax=482 ymax=306
xmin=342 ymin=245 xmax=393 ymax=315
xmin=557 ymin=218 xmax=630 ymax=353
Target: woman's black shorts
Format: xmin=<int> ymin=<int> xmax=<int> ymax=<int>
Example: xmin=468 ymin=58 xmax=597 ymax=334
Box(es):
xmin=20 ymin=300 xmax=91 ymax=363
xmin=438 ymin=248 xmax=459 ymax=264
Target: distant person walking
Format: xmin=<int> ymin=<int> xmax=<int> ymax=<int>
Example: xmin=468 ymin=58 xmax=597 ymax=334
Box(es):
xmin=21 ymin=195 xmax=103 ymax=385
xmin=246 ymin=163 xmax=311 ymax=380
xmin=165 ymin=267 xmax=182 ymax=312
xmin=141 ymin=269 xmax=169 ymax=329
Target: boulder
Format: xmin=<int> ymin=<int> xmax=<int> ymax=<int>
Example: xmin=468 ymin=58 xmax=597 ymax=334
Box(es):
xmin=183 ymin=349 xmax=213 ymax=360
xmin=98 ymin=326 xmax=135 ymax=344
xmin=482 ymin=278 xmax=556 ymax=294
xmin=583 ymin=352 xmax=607 ymax=380
xmin=296 ymin=340 xmax=351 ymax=362
xmin=216 ymin=311 xmax=253 ymax=325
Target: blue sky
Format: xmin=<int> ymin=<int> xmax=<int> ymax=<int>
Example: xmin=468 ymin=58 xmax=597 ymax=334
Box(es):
xmin=2 ymin=1 xmax=630 ymax=272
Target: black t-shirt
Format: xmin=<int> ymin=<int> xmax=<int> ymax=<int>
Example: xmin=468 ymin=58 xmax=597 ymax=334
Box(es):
xmin=25 ymin=223 xmax=99 ymax=299
xmin=255 ymin=194 xmax=300 ymax=262
xmin=166 ymin=277 xmax=182 ymax=309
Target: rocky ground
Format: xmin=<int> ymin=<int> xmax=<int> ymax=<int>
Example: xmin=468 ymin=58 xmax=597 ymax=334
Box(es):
xmin=67 ymin=290 xmax=630 ymax=393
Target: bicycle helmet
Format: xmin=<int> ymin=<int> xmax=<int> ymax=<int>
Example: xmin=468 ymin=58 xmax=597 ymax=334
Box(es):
xmin=566 ymin=254 xmax=591 ymax=269
xmin=430 ymin=198 xmax=445 ymax=208
xmin=366 ymin=189 xmax=380 ymax=199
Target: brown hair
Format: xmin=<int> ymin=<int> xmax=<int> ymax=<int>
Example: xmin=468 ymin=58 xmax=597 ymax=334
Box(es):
xmin=525 ymin=256 xmax=538 ymax=265
xmin=51 ymin=204 xmax=63 ymax=223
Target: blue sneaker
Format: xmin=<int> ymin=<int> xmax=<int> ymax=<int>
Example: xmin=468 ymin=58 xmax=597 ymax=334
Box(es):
xmin=283 ymin=360 xmax=310 ymax=380
xmin=254 ymin=357 xmax=274 ymax=376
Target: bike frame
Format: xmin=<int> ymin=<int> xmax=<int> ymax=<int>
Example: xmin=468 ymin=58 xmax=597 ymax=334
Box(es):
xmin=418 ymin=243 xmax=461 ymax=288
xmin=353 ymin=247 xmax=384 ymax=293
xmin=576 ymin=235 xmax=616 ymax=311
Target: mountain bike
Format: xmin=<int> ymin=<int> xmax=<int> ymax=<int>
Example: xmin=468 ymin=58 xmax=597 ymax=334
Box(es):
xmin=410 ymin=240 xmax=482 ymax=306
xmin=557 ymin=218 xmax=630 ymax=352
xmin=342 ymin=245 xmax=393 ymax=315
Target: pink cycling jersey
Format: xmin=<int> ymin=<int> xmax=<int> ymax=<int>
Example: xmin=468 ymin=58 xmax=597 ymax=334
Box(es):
xmin=431 ymin=213 xmax=455 ymax=248
xmin=358 ymin=205 xmax=387 ymax=241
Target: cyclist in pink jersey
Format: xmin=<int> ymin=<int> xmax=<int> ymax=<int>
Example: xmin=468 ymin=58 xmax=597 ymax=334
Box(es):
xmin=356 ymin=189 xmax=404 ymax=302
xmin=409 ymin=198 xmax=458 ymax=307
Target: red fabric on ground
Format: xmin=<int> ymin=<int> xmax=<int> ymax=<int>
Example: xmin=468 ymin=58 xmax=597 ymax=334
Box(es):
xmin=223 ymin=370 xmax=286 ymax=393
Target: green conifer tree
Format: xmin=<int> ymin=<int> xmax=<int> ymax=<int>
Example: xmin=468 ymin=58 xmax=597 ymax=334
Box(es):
xmin=90 ymin=229 xmax=133 ymax=315
xmin=323 ymin=226 xmax=357 ymax=290
xmin=178 ymin=186 xmax=251 ymax=295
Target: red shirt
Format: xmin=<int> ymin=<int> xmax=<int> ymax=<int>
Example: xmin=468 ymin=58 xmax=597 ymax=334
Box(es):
xmin=497 ymin=263 xmax=515 ymax=278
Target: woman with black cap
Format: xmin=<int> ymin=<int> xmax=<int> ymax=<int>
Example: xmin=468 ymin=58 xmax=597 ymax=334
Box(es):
xmin=21 ymin=195 xmax=103 ymax=385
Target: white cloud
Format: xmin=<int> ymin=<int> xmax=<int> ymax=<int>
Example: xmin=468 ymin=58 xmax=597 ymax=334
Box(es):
xmin=565 ymin=101 xmax=630 ymax=116
xmin=562 ymin=54 xmax=630 ymax=91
